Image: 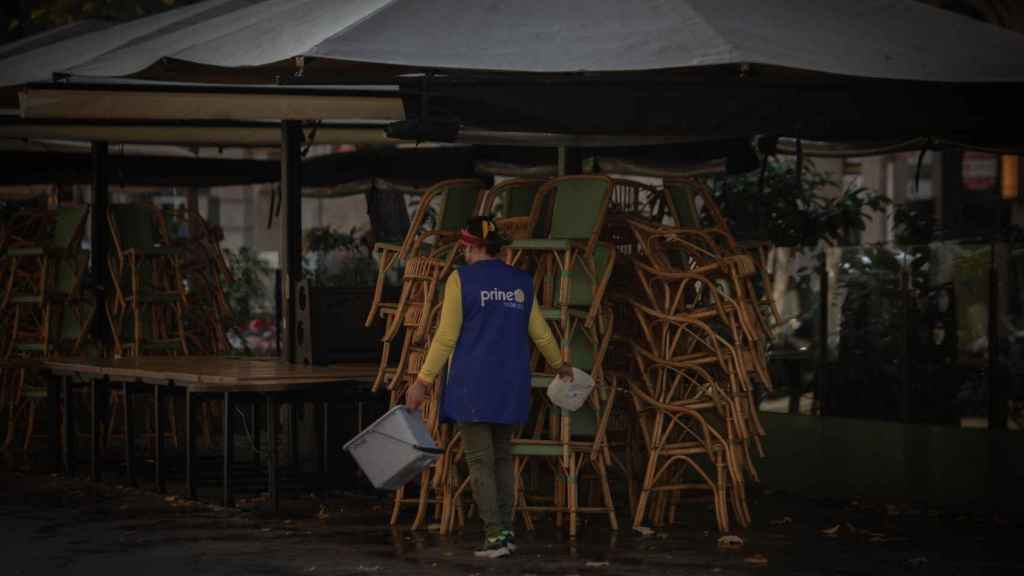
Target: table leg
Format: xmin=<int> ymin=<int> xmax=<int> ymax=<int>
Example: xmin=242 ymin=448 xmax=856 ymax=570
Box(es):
xmin=186 ymin=390 xmax=198 ymax=500
xmin=154 ymin=382 xmax=166 ymax=493
xmin=90 ymin=380 xmax=101 ymax=482
xmin=47 ymin=376 xmax=61 ymax=473
xmin=62 ymin=376 xmax=75 ymax=478
xmin=251 ymin=401 xmax=261 ymax=466
xmin=223 ymin=391 xmax=234 ymax=507
xmin=123 ymin=381 xmax=136 ymax=487
xmin=315 ymin=400 xmax=325 ymax=476
xmin=289 ymin=401 xmax=300 ymax=471
xmin=267 ymin=394 xmax=278 ymax=513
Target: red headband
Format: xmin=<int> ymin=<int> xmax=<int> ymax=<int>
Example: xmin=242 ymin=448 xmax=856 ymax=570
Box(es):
xmin=459 ymin=229 xmax=485 ymax=246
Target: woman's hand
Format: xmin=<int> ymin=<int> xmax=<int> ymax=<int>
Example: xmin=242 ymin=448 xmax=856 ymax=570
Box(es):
xmin=557 ymin=362 xmax=574 ymax=382
xmin=405 ymin=378 xmax=430 ymax=411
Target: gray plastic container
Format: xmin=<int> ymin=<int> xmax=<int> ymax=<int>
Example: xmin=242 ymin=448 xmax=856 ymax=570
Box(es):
xmin=343 ymin=405 xmax=444 ymax=490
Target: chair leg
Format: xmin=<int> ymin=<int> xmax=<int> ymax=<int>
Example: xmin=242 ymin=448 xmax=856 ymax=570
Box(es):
xmin=390 ymin=486 xmax=404 ymax=526
xmin=23 ymin=399 xmax=38 ymax=453
xmin=2 ymin=401 xmax=19 ymax=452
xmin=411 ymin=468 xmax=431 ymax=530
xmin=106 ymin=390 xmax=122 ymax=449
xmin=168 ymin=397 xmax=179 ymax=449
xmin=595 ymin=455 xmax=619 ymax=530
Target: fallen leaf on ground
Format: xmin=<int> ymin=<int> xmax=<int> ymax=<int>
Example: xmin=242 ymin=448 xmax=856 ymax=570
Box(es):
xmin=584 ymin=561 xmax=610 ymax=568
xmin=820 ymin=524 xmax=841 ymax=537
xmin=718 ymin=535 xmax=745 ymax=548
xmin=769 ymin=516 xmax=792 ymax=526
xmin=633 ymin=526 xmax=655 ymax=536
xmin=744 ymin=554 xmax=769 ymax=566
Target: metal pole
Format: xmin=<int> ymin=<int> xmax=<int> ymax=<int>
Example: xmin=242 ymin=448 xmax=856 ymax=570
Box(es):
xmin=91 ymin=142 xmax=111 ymax=347
xmin=558 ymin=146 xmax=583 ymax=176
xmin=280 ymin=122 xmax=303 ymax=363
xmin=815 ymin=251 xmax=829 ymax=415
xmin=988 ymin=241 xmax=1008 ymax=430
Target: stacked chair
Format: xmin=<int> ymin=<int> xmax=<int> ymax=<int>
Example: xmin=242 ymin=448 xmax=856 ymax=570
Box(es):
xmin=105 ymin=204 xmax=188 ymax=358
xmin=161 ymin=206 xmax=232 ymax=355
xmin=611 ymin=178 xmax=775 ymax=533
xmin=363 ymin=179 xmax=487 ymax=529
xmin=503 ymin=176 xmax=619 ymax=537
xmin=0 ymin=204 xmax=92 ymax=452
xmin=368 ymin=174 xmax=776 ymax=537
xmin=435 ymin=176 xmax=620 ymax=537
xmin=104 ymin=203 xmax=188 ymax=452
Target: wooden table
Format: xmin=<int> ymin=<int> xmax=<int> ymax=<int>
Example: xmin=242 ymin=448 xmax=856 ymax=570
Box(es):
xmin=42 ymin=357 xmax=376 ymax=511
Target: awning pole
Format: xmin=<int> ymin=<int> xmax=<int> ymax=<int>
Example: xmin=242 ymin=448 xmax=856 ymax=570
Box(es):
xmin=91 ymin=141 xmax=112 ymax=348
xmin=279 ymin=121 xmax=303 ymax=363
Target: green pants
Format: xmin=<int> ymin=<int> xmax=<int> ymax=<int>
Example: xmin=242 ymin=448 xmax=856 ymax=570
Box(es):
xmin=458 ymin=422 xmax=515 ymax=538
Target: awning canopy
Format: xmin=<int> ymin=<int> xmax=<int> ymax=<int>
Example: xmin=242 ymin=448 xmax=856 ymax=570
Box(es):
xmin=2 ymin=0 xmax=1023 ymax=147
xmin=4 ymin=0 xmax=1024 ymax=84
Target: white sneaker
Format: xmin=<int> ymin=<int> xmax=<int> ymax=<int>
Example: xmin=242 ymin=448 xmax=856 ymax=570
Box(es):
xmin=474 ymin=536 xmax=510 ymax=559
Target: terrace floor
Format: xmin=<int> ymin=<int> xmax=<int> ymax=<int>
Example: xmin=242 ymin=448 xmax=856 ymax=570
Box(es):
xmin=3 ymin=462 xmax=1023 ymax=576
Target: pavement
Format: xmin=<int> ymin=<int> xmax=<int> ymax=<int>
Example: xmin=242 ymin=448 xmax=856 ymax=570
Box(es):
xmin=2 ymin=464 xmax=1024 ymax=575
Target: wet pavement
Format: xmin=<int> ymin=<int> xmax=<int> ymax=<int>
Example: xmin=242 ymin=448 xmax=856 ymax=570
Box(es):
xmin=2 ymin=464 xmax=1023 ymax=575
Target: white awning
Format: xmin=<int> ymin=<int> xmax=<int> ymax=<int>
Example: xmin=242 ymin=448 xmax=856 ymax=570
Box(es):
xmin=3 ymin=0 xmax=1024 ymax=87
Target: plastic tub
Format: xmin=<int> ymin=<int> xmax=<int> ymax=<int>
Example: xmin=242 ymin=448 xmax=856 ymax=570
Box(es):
xmin=343 ymin=405 xmax=444 ymax=490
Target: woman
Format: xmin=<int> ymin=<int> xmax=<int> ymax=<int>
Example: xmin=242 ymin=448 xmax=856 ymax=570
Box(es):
xmin=406 ymin=215 xmax=571 ymax=558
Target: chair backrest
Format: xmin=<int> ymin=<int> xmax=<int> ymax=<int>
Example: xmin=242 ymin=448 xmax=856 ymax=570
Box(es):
xmin=110 ymin=204 xmax=158 ymax=251
xmin=56 ymin=301 xmax=92 ymax=344
xmin=538 ymin=176 xmax=612 ymax=242
xmin=435 ymin=180 xmax=485 ymax=232
xmin=52 ymin=251 xmax=88 ymax=296
xmin=53 ymin=205 xmax=89 ymax=251
xmin=486 ymin=179 xmax=545 ymax=219
xmin=663 ymin=181 xmax=701 ymax=228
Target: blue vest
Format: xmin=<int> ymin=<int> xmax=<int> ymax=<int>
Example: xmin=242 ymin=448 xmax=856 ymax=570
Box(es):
xmin=442 ymin=259 xmax=534 ymax=425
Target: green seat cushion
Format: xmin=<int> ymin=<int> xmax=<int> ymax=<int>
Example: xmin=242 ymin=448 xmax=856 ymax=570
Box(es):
xmin=22 ymin=387 xmax=48 ymax=399
xmin=540 ymin=307 xmax=562 ymax=320
xmin=511 ymin=443 xmax=564 ymax=457
xmin=8 ymin=295 xmax=42 ymax=304
xmin=6 ymin=247 xmax=46 ymax=257
xmin=14 ymin=343 xmax=47 ymax=353
xmin=509 ymin=239 xmax=572 ymax=250
xmin=531 ymin=374 xmax=554 ymax=388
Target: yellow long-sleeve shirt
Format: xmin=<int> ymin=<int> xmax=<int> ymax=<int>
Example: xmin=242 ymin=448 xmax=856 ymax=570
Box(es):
xmin=417 ymin=269 xmax=563 ymax=383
